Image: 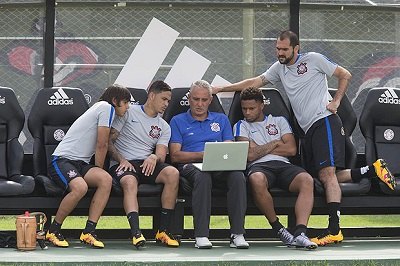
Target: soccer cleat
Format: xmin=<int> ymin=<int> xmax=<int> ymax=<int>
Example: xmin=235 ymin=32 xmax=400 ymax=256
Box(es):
xmin=46 ymin=231 xmax=69 ymax=247
xmin=80 ymin=232 xmax=104 ymax=248
xmin=290 ymin=233 xmax=318 ymax=250
xmin=230 ymin=234 xmax=249 ymax=249
xmin=277 ymin=227 xmax=294 ymax=246
xmin=132 ymin=233 xmax=146 ymax=249
xmin=310 ymin=230 xmax=343 ymax=246
xmin=155 ymin=230 xmax=179 ymax=247
xmin=373 ymin=159 xmax=396 ymax=190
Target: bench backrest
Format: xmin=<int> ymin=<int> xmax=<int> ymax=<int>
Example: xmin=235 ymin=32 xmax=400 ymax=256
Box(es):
xmin=127 ymin=88 xmax=148 ymax=106
xmin=27 ymin=87 xmax=89 ymax=177
xmin=360 ymin=87 xmax=400 ymax=194
xmin=0 ymin=87 xmax=25 ymax=178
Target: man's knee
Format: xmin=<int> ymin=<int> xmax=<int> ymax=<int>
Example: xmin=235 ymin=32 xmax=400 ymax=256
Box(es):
xmin=192 ymin=172 xmax=212 ymax=188
xmin=300 ymin=172 xmax=314 ymax=186
xmin=318 ymin=167 xmax=337 ymax=184
xmin=121 ymin=175 xmax=138 ymax=191
xmin=69 ymin=178 xmax=88 ymax=197
xmin=159 ymin=166 xmax=179 ymax=185
xmin=97 ymin=171 xmax=113 ymax=189
xmin=249 ymin=172 xmax=267 ymax=188
xmin=292 ymin=172 xmax=314 ymax=192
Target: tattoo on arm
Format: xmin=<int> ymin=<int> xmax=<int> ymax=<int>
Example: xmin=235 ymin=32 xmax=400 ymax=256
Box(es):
xmin=260 ymin=75 xmax=268 ymax=86
xmin=109 ymin=128 xmax=119 ymax=142
xmin=250 ymin=140 xmax=279 ymax=160
xmin=108 ymin=128 xmax=123 ymax=162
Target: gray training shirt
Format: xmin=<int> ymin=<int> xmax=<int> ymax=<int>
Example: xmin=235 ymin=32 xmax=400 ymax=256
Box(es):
xmin=262 ymin=52 xmax=337 ymax=133
xmin=53 ymin=101 xmax=115 ymax=163
xmin=111 ymin=105 xmax=171 ymax=164
xmin=233 ymin=114 xmax=293 ymax=166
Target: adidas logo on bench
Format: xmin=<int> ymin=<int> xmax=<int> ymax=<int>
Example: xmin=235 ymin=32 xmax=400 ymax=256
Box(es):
xmin=378 ymin=88 xmax=400 ymax=105
xmin=48 ymin=88 xmax=74 ymax=106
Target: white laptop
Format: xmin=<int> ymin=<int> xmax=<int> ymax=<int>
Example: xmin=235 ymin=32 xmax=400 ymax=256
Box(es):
xmin=192 ymin=141 xmax=249 ymax=171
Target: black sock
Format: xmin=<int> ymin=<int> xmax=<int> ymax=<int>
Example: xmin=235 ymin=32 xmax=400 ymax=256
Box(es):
xmin=127 ymin=211 xmax=140 ymax=236
xmin=83 ymin=220 xmax=97 ymax=234
xmin=49 ymin=220 xmax=62 ymax=233
xmin=159 ymin=208 xmax=174 ymax=232
xmin=293 ymin=224 xmax=307 ymax=237
xmin=270 ymin=217 xmax=284 ymax=233
xmin=327 ymin=202 xmax=341 ymax=235
xmin=351 ymin=165 xmax=375 ymax=183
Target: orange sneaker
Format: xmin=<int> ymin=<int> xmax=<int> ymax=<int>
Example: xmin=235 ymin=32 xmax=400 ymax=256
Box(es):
xmin=80 ymin=232 xmax=104 ymax=248
xmin=46 ymin=231 xmax=69 ymax=247
xmin=373 ymin=159 xmax=396 ymax=190
xmin=155 ymin=230 xmax=179 ymax=247
xmin=310 ymin=230 xmax=343 ymax=246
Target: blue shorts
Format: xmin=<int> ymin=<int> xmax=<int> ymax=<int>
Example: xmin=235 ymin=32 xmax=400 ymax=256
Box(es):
xmin=48 ymin=156 xmax=95 ymax=189
xmin=303 ymin=114 xmax=346 ymax=177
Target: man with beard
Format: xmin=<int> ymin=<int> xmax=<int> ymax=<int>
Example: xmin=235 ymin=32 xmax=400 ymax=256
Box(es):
xmin=212 ymin=30 xmax=396 ymax=246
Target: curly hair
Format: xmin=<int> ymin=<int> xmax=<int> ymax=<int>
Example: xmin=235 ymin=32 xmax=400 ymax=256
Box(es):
xmin=240 ymin=87 xmax=264 ymax=103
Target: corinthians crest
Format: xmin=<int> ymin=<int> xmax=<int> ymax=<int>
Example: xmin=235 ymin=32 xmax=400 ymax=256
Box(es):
xmin=266 ymin=124 xmax=278 ymax=135
xmin=297 ymin=62 xmax=308 ymax=75
xmin=149 ymin=125 xmax=161 ymax=139
xmin=210 ymin=122 xmax=220 ymax=132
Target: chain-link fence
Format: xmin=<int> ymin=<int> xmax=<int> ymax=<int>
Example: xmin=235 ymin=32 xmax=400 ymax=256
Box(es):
xmin=0 ymin=1 xmax=399 ymax=152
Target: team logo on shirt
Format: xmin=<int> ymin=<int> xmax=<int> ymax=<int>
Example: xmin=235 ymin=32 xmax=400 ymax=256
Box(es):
xmin=67 ymin=170 xmax=77 ymax=178
xmin=266 ymin=124 xmax=278 ymax=135
xmin=53 ymin=129 xmax=65 ymax=141
xmin=297 ymin=62 xmax=308 ymax=75
xmin=149 ymin=125 xmax=161 ymax=139
xmin=210 ymin=122 xmax=220 ymax=132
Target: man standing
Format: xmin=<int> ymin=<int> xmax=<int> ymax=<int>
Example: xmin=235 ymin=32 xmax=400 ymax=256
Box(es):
xmin=169 ymin=80 xmax=248 ymax=249
xmin=108 ymin=81 xmax=180 ymax=248
xmin=213 ymin=30 xmax=396 ymax=246
xmin=47 ymin=85 xmax=131 ymax=248
xmin=234 ymin=87 xmax=317 ymax=249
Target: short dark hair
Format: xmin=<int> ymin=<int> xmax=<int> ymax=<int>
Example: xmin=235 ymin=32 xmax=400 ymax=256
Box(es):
xmin=99 ymin=84 xmax=131 ymax=106
xmin=240 ymin=87 xmax=264 ymax=103
xmin=278 ymin=30 xmax=299 ymax=48
xmin=147 ymin=80 xmax=171 ymax=94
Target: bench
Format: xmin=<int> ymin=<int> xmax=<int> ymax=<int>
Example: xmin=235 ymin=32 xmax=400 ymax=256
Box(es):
xmin=3 ymin=182 xmax=399 ymax=240
xmin=1 ymin=86 xmax=399 ymax=241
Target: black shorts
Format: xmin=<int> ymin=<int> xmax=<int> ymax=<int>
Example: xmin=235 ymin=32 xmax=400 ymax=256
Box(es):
xmin=48 ymin=156 xmax=96 ymax=189
xmin=109 ymin=160 xmax=170 ymax=185
xmin=246 ymin=160 xmax=306 ymax=191
xmin=303 ymin=114 xmax=345 ymax=176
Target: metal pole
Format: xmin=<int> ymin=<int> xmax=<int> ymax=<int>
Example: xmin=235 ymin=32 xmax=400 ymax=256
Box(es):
xmin=243 ymin=0 xmax=255 ymax=79
xmin=43 ymin=0 xmax=55 ymax=88
xmin=396 ymin=12 xmax=400 ymax=56
xmin=289 ymin=0 xmax=300 ymax=37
